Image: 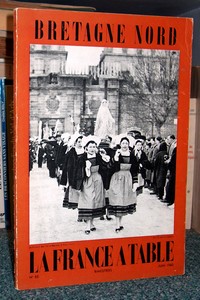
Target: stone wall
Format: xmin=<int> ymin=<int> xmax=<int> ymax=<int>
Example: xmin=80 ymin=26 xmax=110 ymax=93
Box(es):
xmin=30 ymin=73 xmax=177 ymax=138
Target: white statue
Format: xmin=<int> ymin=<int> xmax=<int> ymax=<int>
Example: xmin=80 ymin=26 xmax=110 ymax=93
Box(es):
xmin=94 ymin=99 xmax=115 ymax=138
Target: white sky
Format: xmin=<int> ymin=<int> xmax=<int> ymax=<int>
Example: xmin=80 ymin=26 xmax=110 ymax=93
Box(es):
xmin=65 ymin=46 xmax=104 ymax=67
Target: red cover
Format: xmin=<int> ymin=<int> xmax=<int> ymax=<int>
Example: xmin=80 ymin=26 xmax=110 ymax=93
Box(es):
xmin=14 ymin=8 xmax=193 ymax=290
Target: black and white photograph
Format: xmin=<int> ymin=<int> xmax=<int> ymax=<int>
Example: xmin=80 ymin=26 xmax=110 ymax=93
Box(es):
xmin=29 ymin=45 xmax=179 ymax=244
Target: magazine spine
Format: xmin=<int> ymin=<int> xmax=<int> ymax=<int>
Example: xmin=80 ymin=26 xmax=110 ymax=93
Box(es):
xmin=0 ymin=77 xmax=8 ymax=228
xmin=1 ymin=78 xmax=9 ymax=228
xmin=0 ymin=78 xmax=5 ymax=228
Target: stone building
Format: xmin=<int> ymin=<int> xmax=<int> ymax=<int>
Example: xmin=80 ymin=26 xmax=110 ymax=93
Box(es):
xmin=30 ymin=45 xmax=178 ymax=139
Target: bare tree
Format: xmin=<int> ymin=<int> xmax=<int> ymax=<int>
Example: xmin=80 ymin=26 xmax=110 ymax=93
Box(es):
xmin=120 ymin=50 xmax=179 ymax=135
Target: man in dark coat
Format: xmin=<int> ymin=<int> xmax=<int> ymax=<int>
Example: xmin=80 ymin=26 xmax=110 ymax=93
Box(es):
xmin=150 ymin=136 xmax=163 ymax=195
xmin=37 ymin=142 xmax=45 ymax=168
xmin=54 ymin=134 xmax=68 ymax=185
xmin=164 ymin=147 xmax=176 ymax=206
xmin=45 ymin=136 xmax=57 ymax=178
xmin=154 ymin=142 xmax=168 ymax=200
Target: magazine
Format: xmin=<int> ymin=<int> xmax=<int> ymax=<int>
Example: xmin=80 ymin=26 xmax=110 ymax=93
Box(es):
xmin=14 ymin=8 xmax=193 ymax=289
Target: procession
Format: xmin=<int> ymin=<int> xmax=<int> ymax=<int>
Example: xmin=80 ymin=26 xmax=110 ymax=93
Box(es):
xmin=29 ymin=98 xmax=176 ymax=244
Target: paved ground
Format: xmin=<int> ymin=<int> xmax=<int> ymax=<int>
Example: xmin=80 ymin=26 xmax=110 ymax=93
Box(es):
xmin=29 ymin=163 xmax=174 ymax=245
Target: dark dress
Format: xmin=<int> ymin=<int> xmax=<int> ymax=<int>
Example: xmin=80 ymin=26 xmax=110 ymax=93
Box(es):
xmin=55 ymin=141 xmax=68 ymax=170
xmin=60 ymin=147 xmax=83 ymax=209
xmin=132 ymin=149 xmax=151 ymax=195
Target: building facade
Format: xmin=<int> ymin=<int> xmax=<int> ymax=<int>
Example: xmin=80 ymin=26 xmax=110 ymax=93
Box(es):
xmin=30 ymin=45 xmax=178 ymax=138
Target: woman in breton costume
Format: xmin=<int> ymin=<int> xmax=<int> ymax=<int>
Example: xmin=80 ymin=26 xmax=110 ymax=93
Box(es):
xmin=60 ymin=134 xmax=84 ymax=212
xmin=76 ymin=139 xmax=110 ymax=234
xmin=108 ymin=137 xmax=139 ymax=232
xmin=132 ymin=139 xmax=151 ymax=196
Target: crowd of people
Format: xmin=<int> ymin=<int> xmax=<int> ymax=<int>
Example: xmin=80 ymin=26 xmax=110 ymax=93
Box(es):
xmin=29 ymin=131 xmax=176 ymax=235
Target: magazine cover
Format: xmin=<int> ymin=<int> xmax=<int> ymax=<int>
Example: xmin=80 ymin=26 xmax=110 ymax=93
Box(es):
xmin=0 ymin=78 xmax=8 ymax=228
xmin=14 ymin=8 xmax=193 ymax=290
